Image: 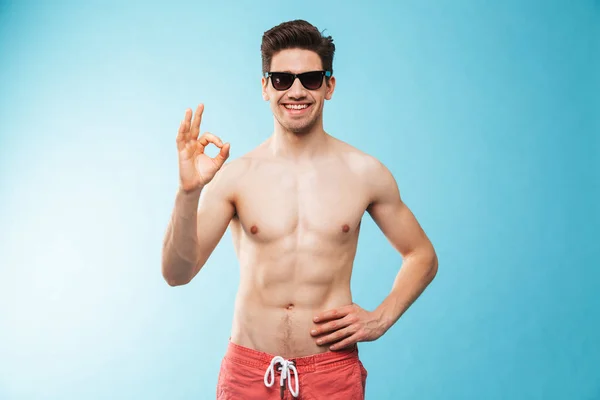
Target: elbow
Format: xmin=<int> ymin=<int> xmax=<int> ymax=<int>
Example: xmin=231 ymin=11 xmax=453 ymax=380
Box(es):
xmin=161 ymin=258 xmax=206 ymax=287
xmin=161 ymin=248 xmax=208 ymax=286
xmin=161 ymin=263 xmax=194 ymax=287
xmin=428 ymin=250 xmax=439 ymax=281
xmin=163 ymin=274 xmax=190 ymax=287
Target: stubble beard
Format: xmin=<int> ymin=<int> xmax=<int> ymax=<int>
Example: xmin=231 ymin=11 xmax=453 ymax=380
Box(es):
xmin=275 ymin=105 xmax=322 ymax=136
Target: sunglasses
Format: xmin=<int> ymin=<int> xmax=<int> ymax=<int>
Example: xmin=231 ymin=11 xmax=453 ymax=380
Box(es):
xmin=264 ymin=70 xmax=332 ymax=91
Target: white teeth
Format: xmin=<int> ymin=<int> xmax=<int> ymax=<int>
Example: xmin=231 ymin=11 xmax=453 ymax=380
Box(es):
xmin=284 ymin=104 xmax=309 ymax=110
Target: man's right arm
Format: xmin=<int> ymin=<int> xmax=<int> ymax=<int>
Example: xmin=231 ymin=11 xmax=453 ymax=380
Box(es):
xmin=161 ymin=164 xmax=236 ymax=286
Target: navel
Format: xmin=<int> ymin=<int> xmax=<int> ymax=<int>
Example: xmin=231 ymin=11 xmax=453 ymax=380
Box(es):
xmin=250 ymin=225 xmax=259 ymax=234
xmin=342 ymin=224 xmax=350 ymax=233
xmin=286 ymin=303 xmax=295 ymax=310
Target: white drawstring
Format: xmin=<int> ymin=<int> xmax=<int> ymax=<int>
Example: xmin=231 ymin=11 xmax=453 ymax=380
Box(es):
xmin=264 ymin=355 xmax=299 ymax=398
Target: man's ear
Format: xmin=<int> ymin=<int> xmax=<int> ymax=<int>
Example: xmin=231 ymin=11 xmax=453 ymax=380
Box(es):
xmin=261 ymin=77 xmax=270 ymax=101
xmin=325 ymin=76 xmax=336 ymax=100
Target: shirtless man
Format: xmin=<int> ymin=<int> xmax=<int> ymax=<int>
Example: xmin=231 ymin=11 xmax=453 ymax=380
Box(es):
xmin=162 ymin=20 xmax=438 ymax=400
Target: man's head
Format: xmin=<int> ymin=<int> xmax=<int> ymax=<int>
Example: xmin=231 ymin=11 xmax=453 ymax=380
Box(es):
xmin=261 ymin=20 xmax=336 ymax=135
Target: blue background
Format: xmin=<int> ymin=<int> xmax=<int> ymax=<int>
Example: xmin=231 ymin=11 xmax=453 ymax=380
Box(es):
xmin=1 ymin=1 xmax=598 ymax=399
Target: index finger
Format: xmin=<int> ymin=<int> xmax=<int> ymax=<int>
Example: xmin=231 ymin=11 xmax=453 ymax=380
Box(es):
xmin=314 ymin=305 xmax=351 ymax=323
xmin=179 ymin=108 xmax=193 ymax=142
xmin=197 ymin=132 xmax=224 ymax=148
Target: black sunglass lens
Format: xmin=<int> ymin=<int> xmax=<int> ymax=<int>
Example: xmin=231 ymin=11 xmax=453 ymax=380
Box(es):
xmin=299 ymin=72 xmax=323 ymax=90
xmin=271 ymin=73 xmax=293 ymax=90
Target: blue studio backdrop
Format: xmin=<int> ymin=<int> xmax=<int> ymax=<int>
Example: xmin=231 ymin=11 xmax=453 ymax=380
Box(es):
xmin=0 ymin=1 xmax=598 ymax=399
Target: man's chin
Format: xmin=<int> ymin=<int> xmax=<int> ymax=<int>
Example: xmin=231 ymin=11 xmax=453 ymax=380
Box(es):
xmin=283 ymin=119 xmax=317 ymax=135
xmin=287 ymin=125 xmax=311 ymax=135
xmin=273 ymin=111 xmax=318 ymax=135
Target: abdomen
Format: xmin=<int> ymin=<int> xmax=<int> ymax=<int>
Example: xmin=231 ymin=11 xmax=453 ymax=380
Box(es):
xmin=230 ymin=270 xmax=353 ymax=358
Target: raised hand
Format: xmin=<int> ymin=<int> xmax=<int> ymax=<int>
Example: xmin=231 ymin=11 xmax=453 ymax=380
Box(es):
xmin=176 ymin=104 xmax=230 ymax=192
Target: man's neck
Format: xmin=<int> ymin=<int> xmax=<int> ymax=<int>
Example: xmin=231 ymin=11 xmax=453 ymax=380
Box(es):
xmin=269 ymin=121 xmax=330 ymax=161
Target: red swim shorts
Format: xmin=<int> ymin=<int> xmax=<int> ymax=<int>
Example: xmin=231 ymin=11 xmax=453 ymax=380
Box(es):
xmin=217 ymin=341 xmax=368 ymax=399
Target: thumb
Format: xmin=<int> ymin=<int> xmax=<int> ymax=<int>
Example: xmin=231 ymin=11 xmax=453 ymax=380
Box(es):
xmin=214 ymin=142 xmax=230 ymax=168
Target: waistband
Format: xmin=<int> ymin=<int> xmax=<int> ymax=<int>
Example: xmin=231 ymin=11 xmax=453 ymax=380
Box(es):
xmin=224 ymin=340 xmax=360 ymax=373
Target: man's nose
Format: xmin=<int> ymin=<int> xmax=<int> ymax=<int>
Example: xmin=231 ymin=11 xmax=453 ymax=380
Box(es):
xmin=287 ymin=77 xmax=307 ymax=98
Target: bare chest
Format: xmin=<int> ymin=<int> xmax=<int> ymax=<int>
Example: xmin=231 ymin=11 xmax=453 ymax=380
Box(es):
xmin=233 ymin=164 xmax=369 ymax=243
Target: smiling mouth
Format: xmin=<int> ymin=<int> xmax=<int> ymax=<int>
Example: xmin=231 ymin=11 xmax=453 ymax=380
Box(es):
xmin=282 ymin=103 xmax=312 ymax=114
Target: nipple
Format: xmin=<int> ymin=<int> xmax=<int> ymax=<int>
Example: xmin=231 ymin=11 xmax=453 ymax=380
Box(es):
xmin=342 ymin=224 xmax=350 ymax=233
xmin=250 ymin=225 xmax=259 ymax=234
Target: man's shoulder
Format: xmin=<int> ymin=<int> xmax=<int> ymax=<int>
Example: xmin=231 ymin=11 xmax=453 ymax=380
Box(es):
xmin=212 ymin=158 xmax=249 ymax=186
xmin=332 ymin=137 xmax=386 ymax=176
xmin=331 ymin=138 xmax=399 ymax=204
xmin=220 ymin=155 xmax=253 ymax=172
xmin=214 ymin=146 xmax=269 ymax=184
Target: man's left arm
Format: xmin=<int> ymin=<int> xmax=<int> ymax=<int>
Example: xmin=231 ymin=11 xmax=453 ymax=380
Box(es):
xmin=366 ymin=159 xmax=438 ymax=332
xmin=312 ymin=159 xmax=438 ymax=350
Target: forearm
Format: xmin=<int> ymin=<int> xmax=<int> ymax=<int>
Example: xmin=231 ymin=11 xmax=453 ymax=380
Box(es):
xmin=375 ymin=249 xmax=438 ymax=332
xmin=162 ymin=186 xmax=203 ymax=285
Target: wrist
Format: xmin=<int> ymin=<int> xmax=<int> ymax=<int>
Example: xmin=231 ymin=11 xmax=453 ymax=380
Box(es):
xmin=176 ymin=185 xmax=203 ymax=210
xmin=374 ymin=304 xmax=395 ymax=334
xmin=178 ymin=184 xmax=203 ymax=196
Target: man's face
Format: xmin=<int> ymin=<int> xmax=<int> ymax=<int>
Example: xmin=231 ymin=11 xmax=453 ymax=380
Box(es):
xmin=262 ymin=49 xmax=336 ymax=135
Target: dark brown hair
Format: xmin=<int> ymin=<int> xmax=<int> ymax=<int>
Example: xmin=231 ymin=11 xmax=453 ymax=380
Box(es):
xmin=261 ymin=20 xmax=335 ymax=76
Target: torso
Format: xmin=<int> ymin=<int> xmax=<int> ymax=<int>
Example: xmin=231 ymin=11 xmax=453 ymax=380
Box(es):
xmin=226 ymin=135 xmax=373 ymax=358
